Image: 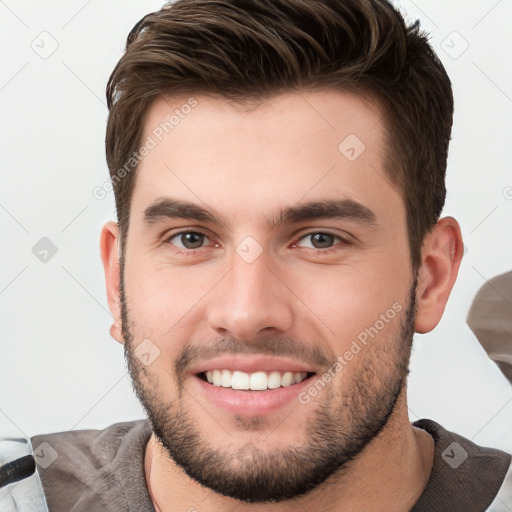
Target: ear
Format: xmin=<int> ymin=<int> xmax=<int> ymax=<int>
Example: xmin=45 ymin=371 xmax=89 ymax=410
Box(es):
xmin=100 ymin=221 xmax=124 ymax=344
xmin=414 ymin=216 xmax=464 ymax=334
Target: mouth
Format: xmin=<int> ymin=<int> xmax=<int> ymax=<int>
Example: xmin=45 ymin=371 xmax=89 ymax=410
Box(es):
xmin=196 ymin=370 xmax=316 ymax=391
xmin=191 ymin=369 xmax=318 ymax=416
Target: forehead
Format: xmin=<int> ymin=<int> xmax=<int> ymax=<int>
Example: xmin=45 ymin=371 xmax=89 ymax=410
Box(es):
xmin=131 ymin=90 xmax=402 ymax=229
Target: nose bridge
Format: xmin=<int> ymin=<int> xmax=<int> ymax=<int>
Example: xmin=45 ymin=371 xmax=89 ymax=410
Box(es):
xmin=207 ymin=243 xmax=294 ymax=339
xmin=231 ymin=249 xmax=272 ymax=307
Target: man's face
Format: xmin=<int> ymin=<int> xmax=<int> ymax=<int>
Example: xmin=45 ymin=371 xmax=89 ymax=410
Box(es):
xmin=119 ymin=91 xmax=418 ymax=503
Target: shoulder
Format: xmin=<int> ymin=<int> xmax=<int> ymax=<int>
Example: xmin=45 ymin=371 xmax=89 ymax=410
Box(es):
xmin=412 ymin=418 xmax=511 ymax=511
xmin=28 ymin=419 xmax=152 ymax=512
xmin=30 ymin=418 xmax=151 ymax=468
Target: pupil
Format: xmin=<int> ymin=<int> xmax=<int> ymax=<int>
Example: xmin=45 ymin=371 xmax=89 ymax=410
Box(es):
xmin=182 ymin=232 xmax=203 ymax=249
xmin=312 ymin=233 xmax=334 ymax=248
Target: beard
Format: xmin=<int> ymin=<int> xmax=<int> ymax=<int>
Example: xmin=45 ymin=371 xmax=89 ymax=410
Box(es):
xmin=120 ymin=267 xmax=418 ymax=504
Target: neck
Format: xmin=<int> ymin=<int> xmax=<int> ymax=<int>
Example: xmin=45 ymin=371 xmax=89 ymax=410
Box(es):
xmin=144 ymin=391 xmax=434 ymax=512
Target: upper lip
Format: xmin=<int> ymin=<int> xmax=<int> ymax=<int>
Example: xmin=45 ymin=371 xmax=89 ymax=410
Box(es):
xmin=189 ymin=356 xmax=318 ymax=376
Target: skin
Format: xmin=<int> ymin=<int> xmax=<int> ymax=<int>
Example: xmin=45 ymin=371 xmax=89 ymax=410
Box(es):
xmin=100 ymin=90 xmax=464 ymax=511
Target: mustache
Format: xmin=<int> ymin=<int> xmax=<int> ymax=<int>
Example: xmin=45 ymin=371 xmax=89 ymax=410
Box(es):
xmin=174 ymin=336 xmax=333 ymax=377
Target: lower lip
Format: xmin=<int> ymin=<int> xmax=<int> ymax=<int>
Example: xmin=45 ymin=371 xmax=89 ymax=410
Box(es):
xmin=190 ymin=374 xmax=316 ymax=416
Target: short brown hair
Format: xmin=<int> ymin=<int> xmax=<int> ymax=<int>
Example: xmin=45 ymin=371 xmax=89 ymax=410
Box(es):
xmin=105 ymin=0 xmax=454 ymax=272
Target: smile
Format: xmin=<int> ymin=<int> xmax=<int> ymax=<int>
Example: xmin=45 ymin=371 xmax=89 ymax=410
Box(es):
xmin=199 ymin=370 xmax=314 ymax=391
xmin=192 ymin=370 xmax=318 ymax=416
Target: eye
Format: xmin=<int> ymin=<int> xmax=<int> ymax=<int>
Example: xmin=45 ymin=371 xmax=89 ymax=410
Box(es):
xmin=295 ymin=231 xmax=349 ymax=250
xmin=166 ymin=231 xmax=211 ymax=250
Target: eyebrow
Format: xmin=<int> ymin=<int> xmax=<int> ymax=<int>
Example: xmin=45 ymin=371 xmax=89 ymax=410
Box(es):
xmin=271 ymin=198 xmax=378 ymax=229
xmin=143 ymin=196 xmax=378 ymax=230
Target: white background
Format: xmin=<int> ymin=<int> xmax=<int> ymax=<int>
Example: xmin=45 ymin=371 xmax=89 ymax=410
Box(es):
xmin=1 ymin=0 xmax=511 ymax=453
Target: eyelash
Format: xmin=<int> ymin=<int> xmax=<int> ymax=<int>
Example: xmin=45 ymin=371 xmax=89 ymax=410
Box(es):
xmin=163 ymin=229 xmax=352 ymax=256
xmin=294 ymin=231 xmax=353 ymax=254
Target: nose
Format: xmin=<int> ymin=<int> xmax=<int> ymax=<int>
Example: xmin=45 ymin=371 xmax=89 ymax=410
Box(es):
xmin=207 ymin=248 xmax=294 ymax=341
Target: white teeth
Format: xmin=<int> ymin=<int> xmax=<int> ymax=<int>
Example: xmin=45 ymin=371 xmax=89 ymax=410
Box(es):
xmin=212 ymin=370 xmax=221 ymax=386
xmin=220 ymin=369 xmax=231 ymax=387
xmin=249 ymin=371 xmax=268 ymax=390
xmin=231 ymin=371 xmax=250 ymax=389
xmin=203 ymin=370 xmax=309 ymax=390
xmin=280 ymin=372 xmax=294 ymax=387
xmin=267 ymin=371 xmax=282 ymax=389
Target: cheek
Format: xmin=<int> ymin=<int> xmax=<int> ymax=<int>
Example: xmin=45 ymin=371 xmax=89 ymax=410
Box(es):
xmin=123 ymin=254 xmax=215 ymax=343
xmin=286 ymin=257 xmax=408 ymax=347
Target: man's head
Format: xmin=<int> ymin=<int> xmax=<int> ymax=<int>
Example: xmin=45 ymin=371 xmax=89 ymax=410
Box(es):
xmin=100 ymin=0 xmax=463 ymax=505
xmin=105 ymin=0 xmax=454 ymax=274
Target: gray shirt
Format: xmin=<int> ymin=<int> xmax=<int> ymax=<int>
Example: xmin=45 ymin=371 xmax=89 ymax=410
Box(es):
xmin=27 ymin=418 xmax=511 ymax=511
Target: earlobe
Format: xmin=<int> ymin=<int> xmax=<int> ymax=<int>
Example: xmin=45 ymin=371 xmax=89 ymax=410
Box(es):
xmin=414 ymin=217 xmax=464 ymax=334
xmin=100 ymin=221 xmax=124 ymax=344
